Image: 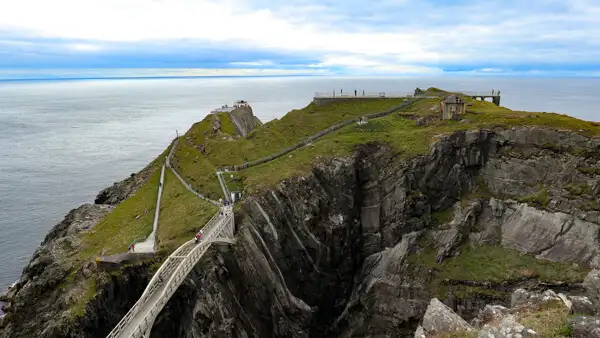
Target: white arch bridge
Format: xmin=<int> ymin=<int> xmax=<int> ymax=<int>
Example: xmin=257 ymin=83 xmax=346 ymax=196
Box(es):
xmin=106 ymin=206 xmax=235 ymax=338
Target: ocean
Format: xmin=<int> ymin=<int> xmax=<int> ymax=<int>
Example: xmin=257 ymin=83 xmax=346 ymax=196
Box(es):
xmin=1 ymin=76 xmax=599 ymax=291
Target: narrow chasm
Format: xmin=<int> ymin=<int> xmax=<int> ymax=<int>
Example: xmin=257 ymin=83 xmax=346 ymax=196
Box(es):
xmin=13 ymin=127 xmax=598 ymax=338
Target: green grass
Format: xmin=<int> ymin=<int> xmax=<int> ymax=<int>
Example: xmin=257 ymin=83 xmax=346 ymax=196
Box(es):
xmin=223 ymin=171 xmax=244 ymax=193
xmin=578 ymin=167 xmax=600 ymax=175
xmin=77 ymin=170 xmax=160 ymax=261
xmin=434 ymin=331 xmax=477 ymax=338
xmin=564 ymin=183 xmax=592 ymax=196
xmin=431 ymin=208 xmax=455 ymax=225
xmin=219 ymin=112 xmax=239 ymax=136
xmin=70 ymin=279 xmax=97 ymax=318
xmin=516 ymin=189 xmax=550 ymax=208
xmin=236 ymin=99 xmax=600 ymax=194
xmin=171 ymin=139 xmax=222 ymax=199
xmin=156 ymin=170 xmax=219 ymax=254
xmin=519 ymin=300 xmax=572 ymax=338
xmin=409 ymin=243 xmax=589 ymax=298
xmin=200 ymin=99 xmax=409 ymax=167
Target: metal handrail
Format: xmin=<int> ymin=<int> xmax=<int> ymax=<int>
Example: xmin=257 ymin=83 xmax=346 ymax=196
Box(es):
xmin=106 ymin=210 xmax=234 ymax=338
xmin=314 ymin=91 xmax=414 ymax=98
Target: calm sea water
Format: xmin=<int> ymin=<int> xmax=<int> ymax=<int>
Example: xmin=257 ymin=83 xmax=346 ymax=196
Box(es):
xmin=0 ymin=76 xmax=599 ymax=291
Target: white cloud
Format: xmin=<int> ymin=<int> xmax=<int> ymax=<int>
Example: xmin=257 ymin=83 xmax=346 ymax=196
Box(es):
xmin=0 ymin=0 xmax=599 ymax=72
xmin=66 ymin=43 xmax=103 ymax=51
xmin=229 ymin=60 xmax=275 ymax=66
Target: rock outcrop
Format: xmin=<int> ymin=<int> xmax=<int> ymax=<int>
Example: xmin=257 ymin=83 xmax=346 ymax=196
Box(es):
xmin=4 ymin=126 xmax=600 ymax=338
xmin=229 ymin=106 xmax=263 ymax=137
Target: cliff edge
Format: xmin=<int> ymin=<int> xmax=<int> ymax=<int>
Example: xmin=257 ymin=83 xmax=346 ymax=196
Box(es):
xmin=3 ymin=93 xmax=600 ymax=337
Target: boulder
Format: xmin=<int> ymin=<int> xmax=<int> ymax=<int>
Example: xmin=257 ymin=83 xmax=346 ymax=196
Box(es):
xmin=478 ymin=316 xmax=538 ymax=338
xmin=414 ymin=325 xmax=426 ymax=338
xmin=570 ymin=296 xmax=596 ymax=316
xmin=422 ymin=298 xmax=475 ymax=334
xmin=511 ymin=288 xmax=570 ymax=309
xmin=585 ymin=269 xmax=600 ymax=312
xmin=569 ymin=316 xmax=600 ymax=337
xmin=473 ymin=304 xmax=510 ymax=327
xmin=416 ymin=117 xmax=426 ymax=126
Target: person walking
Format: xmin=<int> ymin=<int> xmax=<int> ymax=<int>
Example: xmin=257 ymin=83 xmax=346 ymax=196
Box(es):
xmin=354 ymin=89 xmax=357 ymax=97
xmin=340 ymin=89 xmax=343 ymax=95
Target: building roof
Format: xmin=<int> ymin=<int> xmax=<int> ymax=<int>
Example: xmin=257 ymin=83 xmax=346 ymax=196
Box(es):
xmin=443 ymin=94 xmax=465 ymax=104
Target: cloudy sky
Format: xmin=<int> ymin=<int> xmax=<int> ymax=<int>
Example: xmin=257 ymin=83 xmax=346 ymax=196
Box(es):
xmin=0 ymin=0 xmax=599 ymax=78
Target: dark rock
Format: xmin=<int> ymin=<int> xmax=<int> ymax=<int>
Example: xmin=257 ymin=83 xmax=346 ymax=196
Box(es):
xmin=229 ymin=106 xmax=263 ymax=137
xmin=569 ymin=316 xmax=600 ymax=337
xmin=585 ymin=270 xmax=600 ymax=312
xmin=8 ymin=126 xmax=600 ymax=337
xmin=570 ymin=296 xmax=596 ymax=316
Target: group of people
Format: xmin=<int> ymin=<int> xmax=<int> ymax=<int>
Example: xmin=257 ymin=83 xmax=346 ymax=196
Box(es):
xmin=333 ymin=89 xmax=366 ymax=97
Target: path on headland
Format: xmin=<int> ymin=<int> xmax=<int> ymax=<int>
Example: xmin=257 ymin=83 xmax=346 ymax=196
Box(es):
xmin=223 ymin=98 xmax=419 ymax=172
xmin=108 ymin=142 xmax=235 ymax=338
xmin=109 ymin=98 xmax=428 ymax=337
xmin=165 ymin=140 xmax=220 ymax=206
xmin=132 ymin=164 xmax=166 ymax=253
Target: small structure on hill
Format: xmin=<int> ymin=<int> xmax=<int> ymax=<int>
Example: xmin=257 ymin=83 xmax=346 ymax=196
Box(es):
xmin=211 ymin=100 xmax=250 ymax=114
xmin=234 ymin=100 xmax=249 ymax=108
xmin=440 ymin=94 xmax=466 ymax=120
xmin=230 ymin=191 xmax=242 ymax=203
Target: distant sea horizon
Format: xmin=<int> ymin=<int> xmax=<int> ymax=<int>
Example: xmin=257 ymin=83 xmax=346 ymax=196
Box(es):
xmin=1 ymin=76 xmax=600 ymax=291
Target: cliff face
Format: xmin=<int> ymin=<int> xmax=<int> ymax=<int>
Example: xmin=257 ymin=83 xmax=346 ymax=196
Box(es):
xmin=3 ymin=126 xmax=600 ymax=338
xmin=146 ymin=127 xmax=600 ymax=337
xmin=228 ymin=106 xmax=263 ymax=137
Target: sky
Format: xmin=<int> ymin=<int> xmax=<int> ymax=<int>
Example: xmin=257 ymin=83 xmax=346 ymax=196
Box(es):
xmin=0 ymin=0 xmax=599 ymax=79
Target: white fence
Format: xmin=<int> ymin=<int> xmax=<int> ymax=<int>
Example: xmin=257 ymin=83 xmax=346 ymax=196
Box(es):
xmin=314 ymin=92 xmax=414 ymax=98
xmin=315 ymin=90 xmax=499 ymax=98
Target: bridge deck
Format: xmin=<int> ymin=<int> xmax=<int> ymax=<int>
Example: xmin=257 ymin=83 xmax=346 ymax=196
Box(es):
xmin=109 ymin=208 xmax=234 ymax=338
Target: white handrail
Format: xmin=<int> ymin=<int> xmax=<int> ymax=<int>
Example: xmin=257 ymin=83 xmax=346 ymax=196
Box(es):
xmin=106 ymin=209 xmax=234 ymax=338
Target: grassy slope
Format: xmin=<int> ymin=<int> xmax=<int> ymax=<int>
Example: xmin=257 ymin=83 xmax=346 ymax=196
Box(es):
xmin=156 ymin=170 xmax=219 ymax=254
xmin=410 ymin=244 xmax=588 ymax=296
xmin=242 ymin=98 xmax=600 ymax=193
xmin=66 ymin=89 xmax=600 ymax=317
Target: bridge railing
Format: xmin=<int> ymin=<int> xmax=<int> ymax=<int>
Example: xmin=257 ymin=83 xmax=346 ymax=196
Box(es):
xmin=127 ymin=214 xmax=235 ymax=338
xmin=456 ymin=91 xmax=497 ymax=96
xmin=106 ymin=209 xmax=224 ymax=338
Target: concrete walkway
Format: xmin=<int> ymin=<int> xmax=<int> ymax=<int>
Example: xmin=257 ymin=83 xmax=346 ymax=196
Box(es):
xmin=132 ymin=164 xmax=166 ymax=253
xmin=216 ymin=171 xmax=231 ymax=201
xmin=166 ymin=139 xmax=220 ymax=207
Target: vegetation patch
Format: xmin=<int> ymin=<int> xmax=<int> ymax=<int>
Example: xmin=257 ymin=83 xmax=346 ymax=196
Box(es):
xmin=516 ymin=189 xmax=550 ymax=208
xmin=156 ymin=170 xmax=219 ymax=254
xmin=432 ymin=331 xmax=477 ymax=338
xmin=564 ymin=183 xmax=592 ymax=196
xmin=577 ymin=167 xmax=600 ymax=176
xmin=219 ymin=112 xmax=239 ymax=136
xmin=171 ymin=139 xmax=222 ymax=199
xmin=519 ymin=300 xmax=572 ymax=338
xmin=70 ymin=278 xmax=97 ymax=318
xmin=77 ymin=170 xmax=160 ymax=261
xmin=431 ymin=208 xmax=454 ymax=225
xmin=409 ymin=243 xmax=589 ymax=298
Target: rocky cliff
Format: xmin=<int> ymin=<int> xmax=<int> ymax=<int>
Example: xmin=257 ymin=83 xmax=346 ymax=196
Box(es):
xmin=228 ymin=106 xmax=263 ymax=137
xmin=3 ymin=125 xmax=600 ymax=338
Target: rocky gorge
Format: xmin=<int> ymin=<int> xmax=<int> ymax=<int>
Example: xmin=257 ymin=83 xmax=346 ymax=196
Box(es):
xmin=3 ymin=103 xmax=600 ymax=337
